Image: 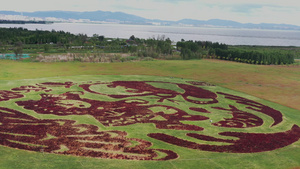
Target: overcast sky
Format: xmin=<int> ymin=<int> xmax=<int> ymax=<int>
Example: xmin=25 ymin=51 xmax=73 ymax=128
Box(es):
xmin=1 ymin=0 xmax=300 ymax=26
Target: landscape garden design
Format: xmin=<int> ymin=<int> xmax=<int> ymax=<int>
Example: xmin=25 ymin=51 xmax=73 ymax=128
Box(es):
xmin=0 ymin=75 xmax=299 ymax=162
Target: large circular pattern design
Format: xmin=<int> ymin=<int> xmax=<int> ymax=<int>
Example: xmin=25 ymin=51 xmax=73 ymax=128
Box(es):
xmin=0 ymin=77 xmax=299 ymax=160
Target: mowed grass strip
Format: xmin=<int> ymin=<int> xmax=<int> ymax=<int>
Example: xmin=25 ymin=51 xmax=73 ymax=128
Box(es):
xmin=0 ymin=59 xmax=299 ymax=110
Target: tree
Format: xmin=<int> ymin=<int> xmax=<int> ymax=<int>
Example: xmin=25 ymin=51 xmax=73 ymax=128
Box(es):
xmin=56 ymin=41 xmax=63 ymax=48
xmin=208 ymin=49 xmax=215 ymax=57
xmin=13 ymin=41 xmax=23 ymax=60
xmin=129 ymin=35 xmax=135 ymax=41
xmin=44 ymin=44 xmax=51 ymax=52
xmin=0 ymin=41 xmax=3 ymax=54
xmin=98 ymin=35 xmax=105 ymax=41
xmin=181 ymin=48 xmax=193 ymax=60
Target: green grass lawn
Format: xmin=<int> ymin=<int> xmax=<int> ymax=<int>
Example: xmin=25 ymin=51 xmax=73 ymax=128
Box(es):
xmin=1 ymin=59 xmax=299 ymax=110
xmin=0 ymin=72 xmax=299 ymax=169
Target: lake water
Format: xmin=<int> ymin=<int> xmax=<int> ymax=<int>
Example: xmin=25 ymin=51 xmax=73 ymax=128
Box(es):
xmin=1 ymin=23 xmax=300 ymax=46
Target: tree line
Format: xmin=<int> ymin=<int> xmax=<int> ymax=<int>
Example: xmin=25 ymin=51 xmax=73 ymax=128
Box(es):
xmin=0 ymin=27 xmax=296 ymax=64
xmin=176 ymin=40 xmax=295 ymax=64
xmin=214 ymin=48 xmax=294 ymax=65
xmin=0 ymin=27 xmax=177 ymax=60
xmin=176 ymin=40 xmax=227 ymax=60
xmin=0 ymin=20 xmax=53 ymax=24
xmin=0 ymin=27 xmax=84 ymax=45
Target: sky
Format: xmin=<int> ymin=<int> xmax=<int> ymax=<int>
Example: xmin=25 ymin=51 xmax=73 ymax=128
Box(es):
xmin=1 ymin=0 xmax=300 ymax=26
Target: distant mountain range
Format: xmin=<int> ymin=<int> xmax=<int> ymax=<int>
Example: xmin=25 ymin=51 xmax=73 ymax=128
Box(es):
xmin=1 ymin=10 xmax=300 ymax=30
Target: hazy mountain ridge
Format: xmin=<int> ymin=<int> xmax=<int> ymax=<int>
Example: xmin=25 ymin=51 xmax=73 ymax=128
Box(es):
xmin=1 ymin=10 xmax=300 ymax=30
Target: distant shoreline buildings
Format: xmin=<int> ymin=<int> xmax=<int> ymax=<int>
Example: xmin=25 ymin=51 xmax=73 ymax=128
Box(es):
xmin=0 ymin=20 xmax=53 ymax=24
xmin=0 ymin=11 xmax=300 ymax=30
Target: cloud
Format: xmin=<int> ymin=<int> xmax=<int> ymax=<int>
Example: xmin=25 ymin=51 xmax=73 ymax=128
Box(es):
xmin=153 ymin=0 xmax=195 ymax=3
xmin=229 ymin=4 xmax=264 ymax=13
xmin=112 ymin=5 xmax=151 ymax=11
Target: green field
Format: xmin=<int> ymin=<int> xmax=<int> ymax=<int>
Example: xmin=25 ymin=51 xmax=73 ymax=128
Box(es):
xmin=0 ymin=59 xmax=300 ymax=169
xmin=1 ymin=59 xmax=299 ymax=110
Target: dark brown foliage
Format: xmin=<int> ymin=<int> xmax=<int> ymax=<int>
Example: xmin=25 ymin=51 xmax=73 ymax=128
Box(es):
xmin=12 ymin=85 xmax=51 ymax=93
xmin=148 ymin=125 xmax=300 ymax=153
xmin=189 ymin=107 xmax=211 ymax=113
xmin=0 ymin=90 xmax=24 ymax=101
xmin=16 ymin=91 xmax=207 ymax=131
xmin=80 ymin=81 xmax=218 ymax=104
xmin=217 ymin=92 xmax=283 ymax=127
xmin=0 ymin=107 xmax=178 ymax=160
xmin=212 ymin=105 xmax=263 ymax=128
xmin=37 ymin=81 xmax=76 ymax=88
xmin=186 ymin=81 xmax=215 ymax=86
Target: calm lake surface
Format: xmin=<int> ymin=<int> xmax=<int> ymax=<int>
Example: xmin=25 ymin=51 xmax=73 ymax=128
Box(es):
xmin=1 ymin=23 xmax=300 ymax=46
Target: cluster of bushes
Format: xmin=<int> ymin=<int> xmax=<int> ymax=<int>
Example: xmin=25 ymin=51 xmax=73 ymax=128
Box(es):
xmin=176 ymin=40 xmax=227 ymax=60
xmin=124 ymin=35 xmax=173 ymax=58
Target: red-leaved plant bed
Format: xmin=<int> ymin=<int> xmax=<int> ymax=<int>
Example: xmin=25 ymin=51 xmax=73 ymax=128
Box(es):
xmin=0 ymin=90 xmax=24 ymax=101
xmin=79 ymin=81 xmax=218 ymax=104
xmin=16 ymin=91 xmax=207 ymax=131
xmin=0 ymin=107 xmax=178 ymax=160
xmin=148 ymin=125 xmax=300 ymax=153
xmin=211 ymin=105 xmax=263 ymax=128
xmin=186 ymin=81 xmax=215 ymax=86
xmin=12 ymin=85 xmax=52 ymax=93
xmin=217 ymin=92 xmax=283 ymax=127
xmin=37 ymin=81 xmax=76 ymax=88
xmin=0 ymin=80 xmax=298 ymax=160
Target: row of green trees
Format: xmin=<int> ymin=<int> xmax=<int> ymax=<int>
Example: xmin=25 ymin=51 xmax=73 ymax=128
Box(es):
xmin=0 ymin=27 xmax=83 ymax=45
xmin=214 ymin=48 xmax=295 ymax=65
xmin=175 ymin=40 xmax=295 ymax=64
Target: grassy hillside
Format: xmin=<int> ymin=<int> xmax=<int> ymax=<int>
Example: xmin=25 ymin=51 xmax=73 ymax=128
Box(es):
xmin=0 ymin=59 xmax=299 ymax=110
